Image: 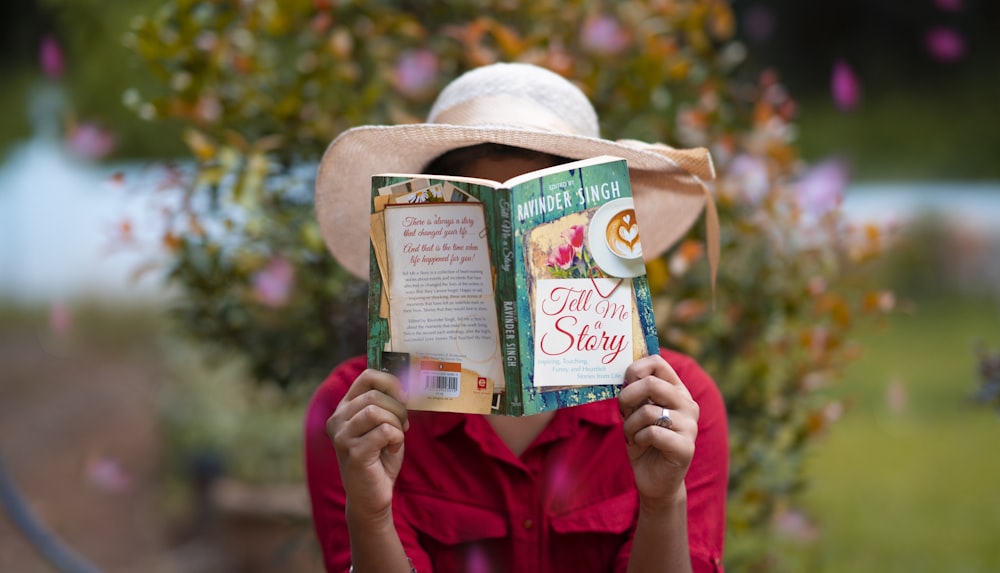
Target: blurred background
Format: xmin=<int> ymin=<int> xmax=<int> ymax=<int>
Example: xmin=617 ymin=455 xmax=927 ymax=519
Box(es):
xmin=1 ymin=1 xmax=998 ymax=572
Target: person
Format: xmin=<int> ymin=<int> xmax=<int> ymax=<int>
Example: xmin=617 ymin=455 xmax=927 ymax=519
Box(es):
xmin=306 ymin=63 xmax=728 ymax=573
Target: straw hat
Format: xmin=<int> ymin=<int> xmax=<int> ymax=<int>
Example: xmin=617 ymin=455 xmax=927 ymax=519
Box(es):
xmin=315 ymin=62 xmax=718 ymax=281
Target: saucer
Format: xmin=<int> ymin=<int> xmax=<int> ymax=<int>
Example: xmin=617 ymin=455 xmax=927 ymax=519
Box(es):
xmin=587 ymin=198 xmax=646 ymax=278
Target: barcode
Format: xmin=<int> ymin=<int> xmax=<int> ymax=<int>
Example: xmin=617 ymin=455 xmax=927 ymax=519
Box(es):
xmin=421 ymin=371 xmax=460 ymax=398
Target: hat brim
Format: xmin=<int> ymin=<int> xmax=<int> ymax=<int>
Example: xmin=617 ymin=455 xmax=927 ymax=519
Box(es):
xmin=315 ymin=123 xmax=714 ymax=279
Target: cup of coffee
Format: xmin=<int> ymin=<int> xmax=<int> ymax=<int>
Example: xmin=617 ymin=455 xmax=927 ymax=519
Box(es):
xmin=604 ymin=208 xmax=642 ymax=260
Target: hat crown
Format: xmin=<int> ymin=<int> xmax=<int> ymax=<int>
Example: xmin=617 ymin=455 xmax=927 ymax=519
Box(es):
xmin=427 ymin=63 xmax=600 ymax=138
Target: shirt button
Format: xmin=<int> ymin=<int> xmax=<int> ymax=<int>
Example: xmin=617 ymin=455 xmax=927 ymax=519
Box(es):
xmin=522 ymin=519 xmax=534 ymax=529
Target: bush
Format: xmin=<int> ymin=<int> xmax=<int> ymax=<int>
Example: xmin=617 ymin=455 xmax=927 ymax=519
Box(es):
xmin=125 ymin=1 xmax=892 ymax=569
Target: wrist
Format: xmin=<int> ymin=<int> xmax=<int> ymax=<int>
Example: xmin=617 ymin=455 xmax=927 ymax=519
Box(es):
xmin=350 ymin=557 xmax=416 ymax=573
xmin=345 ymin=502 xmax=413 ymax=572
xmin=638 ymin=486 xmax=687 ymax=517
xmin=345 ymin=501 xmax=395 ymax=532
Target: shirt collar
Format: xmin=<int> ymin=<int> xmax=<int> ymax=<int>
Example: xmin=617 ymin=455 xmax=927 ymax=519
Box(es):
xmin=534 ymin=399 xmax=620 ymax=446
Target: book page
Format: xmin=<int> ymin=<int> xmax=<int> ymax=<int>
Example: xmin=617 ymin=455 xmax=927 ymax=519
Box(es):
xmin=382 ymin=202 xmax=503 ymax=409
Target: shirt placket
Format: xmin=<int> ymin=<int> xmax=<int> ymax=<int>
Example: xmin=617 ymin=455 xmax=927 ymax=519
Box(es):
xmin=507 ymin=461 xmax=543 ymax=573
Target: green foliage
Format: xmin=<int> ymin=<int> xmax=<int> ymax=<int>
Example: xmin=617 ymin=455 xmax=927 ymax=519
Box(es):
xmin=13 ymin=0 xmax=186 ymax=158
xmin=158 ymin=341 xmax=309 ymax=486
xmin=126 ymin=1 xmax=892 ymax=570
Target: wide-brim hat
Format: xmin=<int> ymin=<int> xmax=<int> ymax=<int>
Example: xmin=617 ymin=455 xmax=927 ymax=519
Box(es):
xmin=316 ymin=62 xmax=718 ymax=281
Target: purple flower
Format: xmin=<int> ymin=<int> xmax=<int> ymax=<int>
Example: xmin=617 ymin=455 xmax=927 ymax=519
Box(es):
xmin=582 ymin=15 xmax=630 ymax=55
xmin=394 ymin=50 xmax=438 ymax=96
xmin=831 ymin=59 xmax=860 ymax=112
xmin=793 ymin=158 xmax=850 ymax=221
xmin=39 ymin=35 xmax=64 ymax=78
xmin=925 ymin=27 xmax=966 ymax=63
xmin=252 ymin=257 xmax=295 ymax=308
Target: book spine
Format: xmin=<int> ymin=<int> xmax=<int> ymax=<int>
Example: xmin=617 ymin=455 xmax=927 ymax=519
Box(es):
xmin=494 ymin=190 xmax=523 ymax=416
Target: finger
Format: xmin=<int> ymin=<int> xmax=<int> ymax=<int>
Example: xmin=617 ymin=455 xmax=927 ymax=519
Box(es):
xmin=336 ymin=402 xmax=408 ymax=451
xmin=624 ymin=354 xmax=693 ymax=401
xmin=345 ymin=368 xmax=407 ymax=404
xmin=619 ymin=376 xmax=696 ymax=419
xmin=622 ymin=404 xmax=694 ymax=441
xmin=341 ymin=387 xmax=410 ymax=432
xmin=341 ymin=421 xmax=407 ymax=464
xmin=630 ymin=423 xmax=695 ymax=466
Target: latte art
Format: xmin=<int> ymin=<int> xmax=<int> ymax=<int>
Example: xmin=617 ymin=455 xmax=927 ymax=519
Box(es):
xmin=605 ymin=209 xmax=642 ymax=259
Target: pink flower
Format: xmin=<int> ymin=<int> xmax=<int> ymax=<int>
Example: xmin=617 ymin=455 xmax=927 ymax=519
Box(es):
xmin=886 ymin=377 xmax=908 ymax=414
xmin=582 ymin=15 xmax=630 ymax=55
xmin=774 ymin=506 xmax=820 ymax=543
xmin=726 ymin=154 xmax=770 ymax=205
xmin=39 ymin=35 xmax=64 ymax=78
xmin=562 ymin=225 xmax=585 ymax=250
xmin=925 ymin=27 xmax=966 ymax=62
xmin=252 ymin=257 xmax=295 ymax=308
xmin=49 ymin=301 xmax=71 ymax=337
xmin=793 ymin=158 xmax=850 ymax=221
xmin=84 ymin=455 xmax=132 ymax=493
xmin=547 ymin=243 xmax=575 ymax=270
xmin=196 ymin=94 xmax=223 ymax=123
xmin=831 ymin=59 xmax=860 ymax=112
xmin=934 ymin=0 xmax=963 ymax=12
xmin=393 ymin=49 xmax=438 ymax=96
xmin=66 ymin=122 xmax=117 ymax=161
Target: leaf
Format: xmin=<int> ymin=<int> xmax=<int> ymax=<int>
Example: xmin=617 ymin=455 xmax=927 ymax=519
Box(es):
xmin=252 ymin=134 xmax=284 ymax=153
xmin=183 ymin=128 xmax=216 ymax=161
xmin=223 ymin=129 xmax=250 ymax=152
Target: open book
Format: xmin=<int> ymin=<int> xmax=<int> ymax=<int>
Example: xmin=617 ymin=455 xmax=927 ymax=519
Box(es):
xmin=367 ymin=155 xmax=660 ymax=415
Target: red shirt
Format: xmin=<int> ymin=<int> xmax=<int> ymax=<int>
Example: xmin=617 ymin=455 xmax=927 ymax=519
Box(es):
xmin=305 ymin=348 xmax=728 ymax=572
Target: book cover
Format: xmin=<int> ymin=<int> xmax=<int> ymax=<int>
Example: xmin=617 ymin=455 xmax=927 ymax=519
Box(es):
xmin=367 ymin=155 xmax=660 ymax=415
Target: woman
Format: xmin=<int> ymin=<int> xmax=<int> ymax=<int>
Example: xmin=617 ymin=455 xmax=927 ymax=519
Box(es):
xmin=306 ymin=63 xmax=728 ymax=573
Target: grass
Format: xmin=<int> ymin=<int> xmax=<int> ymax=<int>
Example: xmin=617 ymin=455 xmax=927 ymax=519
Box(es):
xmin=784 ymin=295 xmax=1000 ymax=572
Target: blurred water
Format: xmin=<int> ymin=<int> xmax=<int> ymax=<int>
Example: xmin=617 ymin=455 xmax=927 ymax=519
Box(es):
xmin=843 ymin=182 xmax=1000 ymax=232
xmin=1 ymin=136 xmax=999 ymax=304
xmin=0 ymin=139 xmax=168 ymax=304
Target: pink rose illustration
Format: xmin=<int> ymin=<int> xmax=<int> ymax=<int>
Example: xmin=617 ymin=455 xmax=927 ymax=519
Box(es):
xmin=562 ymin=224 xmax=585 ymax=251
xmin=547 ymin=243 xmax=575 ymax=270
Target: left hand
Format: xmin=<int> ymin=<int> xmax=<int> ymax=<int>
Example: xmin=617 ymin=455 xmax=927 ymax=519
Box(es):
xmin=619 ymin=354 xmax=699 ymax=510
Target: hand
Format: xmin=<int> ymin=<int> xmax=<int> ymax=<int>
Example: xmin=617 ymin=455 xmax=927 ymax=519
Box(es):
xmin=619 ymin=354 xmax=699 ymax=511
xmin=328 ymin=368 xmax=409 ymax=523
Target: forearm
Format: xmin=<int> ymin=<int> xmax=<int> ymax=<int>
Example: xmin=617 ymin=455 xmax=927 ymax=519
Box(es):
xmin=346 ymin=503 xmax=413 ymax=573
xmin=626 ymin=491 xmax=692 ymax=573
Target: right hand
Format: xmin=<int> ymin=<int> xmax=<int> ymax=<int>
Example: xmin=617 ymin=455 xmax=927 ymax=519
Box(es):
xmin=328 ymin=368 xmax=409 ymax=522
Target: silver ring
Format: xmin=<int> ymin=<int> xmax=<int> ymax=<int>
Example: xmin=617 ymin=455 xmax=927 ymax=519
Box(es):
xmin=654 ymin=407 xmax=674 ymax=429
